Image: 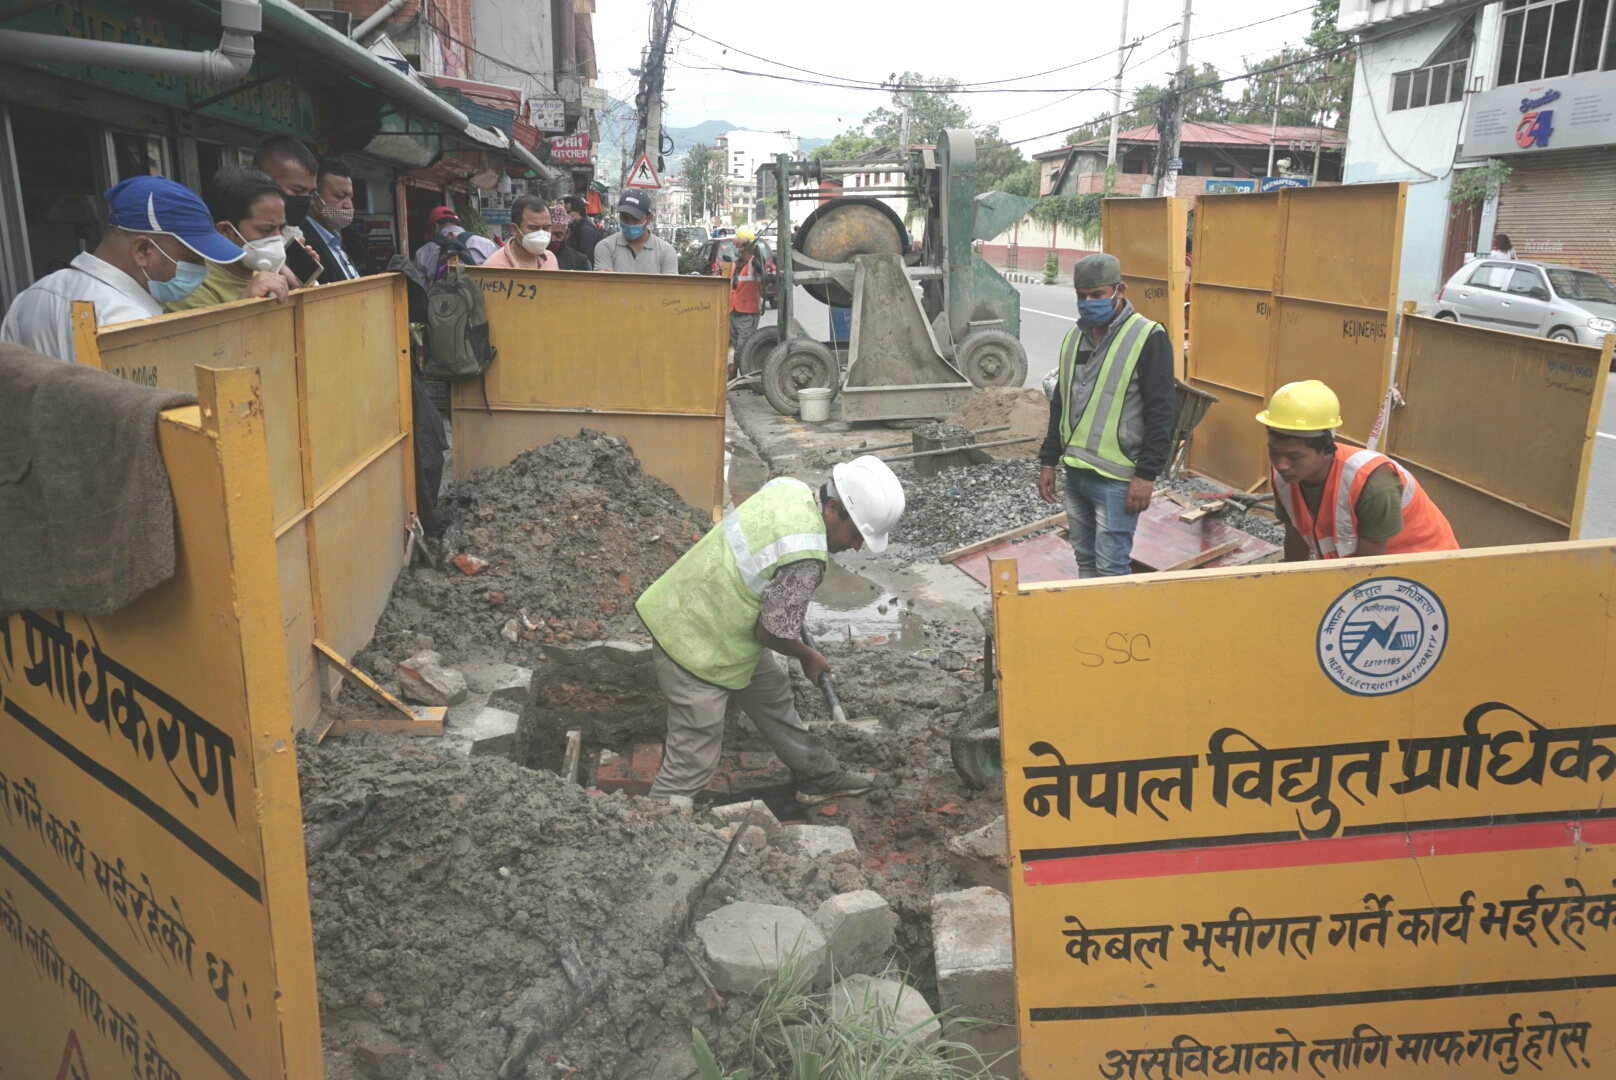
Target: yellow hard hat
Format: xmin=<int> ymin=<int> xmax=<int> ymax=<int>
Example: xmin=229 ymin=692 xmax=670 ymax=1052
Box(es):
xmin=1256 ymin=380 xmax=1343 ymax=432
xmin=735 ymin=225 xmax=757 ymax=243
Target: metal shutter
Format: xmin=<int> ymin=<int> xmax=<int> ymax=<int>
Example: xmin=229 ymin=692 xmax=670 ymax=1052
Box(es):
xmin=1494 ymin=148 xmax=1616 ymax=281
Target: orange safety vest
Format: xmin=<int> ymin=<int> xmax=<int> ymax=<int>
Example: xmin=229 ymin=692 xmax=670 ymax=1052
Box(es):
xmin=730 ymin=251 xmax=762 ymax=314
xmin=1272 ymin=449 xmax=1458 ymax=559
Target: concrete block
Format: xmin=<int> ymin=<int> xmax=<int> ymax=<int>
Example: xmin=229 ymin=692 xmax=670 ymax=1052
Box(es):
xmin=694 ymin=901 xmax=827 ymax=993
xmin=465 ymin=705 xmax=520 ymax=757
xmin=946 ymin=816 xmax=1010 ymax=892
xmin=647 ymin=1043 xmax=699 ymax=1080
xmin=715 ymin=824 xmax=769 ymax=853
xmin=932 ymin=887 xmax=1014 ymax=1025
xmin=778 ymin=824 xmax=857 ymax=859
xmin=814 ymin=889 xmax=896 ymax=979
xmin=485 ymin=665 xmax=533 ymax=710
xmin=830 ymin=974 xmax=940 ymax=1046
xmin=710 ymin=799 xmax=782 ymax=834
xmin=396 ymin=650 xmax=468 ymax=706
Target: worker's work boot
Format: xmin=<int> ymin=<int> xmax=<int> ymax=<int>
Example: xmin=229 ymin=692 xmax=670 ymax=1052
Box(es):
xmin=796 ymin=770 xmax=875 ymax=805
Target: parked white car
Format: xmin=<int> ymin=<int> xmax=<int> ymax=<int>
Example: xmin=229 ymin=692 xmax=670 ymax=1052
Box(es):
xmin=1433 ymin=258 xmax=1616 ymax=347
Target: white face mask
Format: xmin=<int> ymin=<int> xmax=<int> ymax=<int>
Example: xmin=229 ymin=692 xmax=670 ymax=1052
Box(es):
xmin=518 ymin=230 xmax=552 ymax=254
xmin=229 ymin=224 xmax=287 ymax=274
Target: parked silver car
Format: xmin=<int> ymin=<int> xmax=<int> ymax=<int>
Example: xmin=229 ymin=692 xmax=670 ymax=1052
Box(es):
xmin=1433 ymin=258 xmax=1616 ymax=346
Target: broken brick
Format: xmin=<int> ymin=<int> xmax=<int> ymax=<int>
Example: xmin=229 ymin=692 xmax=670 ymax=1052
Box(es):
xmin=595 ymin=744 xmax=663 ymax=795
xmin=453 ymin=553 xmax=489 ymax=575
xmin=486 ymin=591 xmax=506 ymax=605
xmin=618 ymin=573 xmax=633 ymax=595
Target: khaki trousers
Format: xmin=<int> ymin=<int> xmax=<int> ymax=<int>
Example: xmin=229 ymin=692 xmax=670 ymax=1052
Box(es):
xmin=647 ymin=642 xmax=842 ymax=799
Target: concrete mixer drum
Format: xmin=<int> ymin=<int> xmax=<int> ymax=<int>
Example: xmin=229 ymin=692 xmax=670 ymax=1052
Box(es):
xmin=793 ymin=197 xmax=909 ymax=307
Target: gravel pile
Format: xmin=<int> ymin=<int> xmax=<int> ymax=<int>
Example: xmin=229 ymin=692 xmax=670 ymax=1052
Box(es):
xmin=885 ymin=458 xmax=1051 ymax=561
xmin=360 ymin=432 xmax=711 ymax=670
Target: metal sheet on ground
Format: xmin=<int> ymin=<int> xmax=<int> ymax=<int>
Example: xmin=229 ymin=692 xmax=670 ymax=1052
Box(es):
xmin=952 ymin=499 xmax=1277 ymax=584
xmin=459 ymin=269 xmax=727 ymax=518
xmin=0 ymin=371 xmax=320 ymax=1078
xmin=991 ymin=544 xmax=1616 ymax=1078
xmin=1387 ymin=313 xmax=1611 ymax=544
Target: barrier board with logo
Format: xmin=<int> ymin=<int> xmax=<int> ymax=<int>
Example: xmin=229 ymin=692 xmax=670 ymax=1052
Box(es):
xmin=0 ymin=368 xmax=321 ymax=1078
xmin=993 ymin=544 xmax=1616 ymax=1077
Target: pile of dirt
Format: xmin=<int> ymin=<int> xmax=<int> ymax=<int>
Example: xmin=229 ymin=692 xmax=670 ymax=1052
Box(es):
xmin=885 ymin=459 xmax=1052 ymax=561
xmin=361 ymin=432 xmax=712 ymax=670
xmin=945 ymin=387 xmax=1050 ymax=459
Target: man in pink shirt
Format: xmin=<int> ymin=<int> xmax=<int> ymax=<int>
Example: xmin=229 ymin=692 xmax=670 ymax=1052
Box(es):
xmin=483 ymin=195 xmax=557 ymax=270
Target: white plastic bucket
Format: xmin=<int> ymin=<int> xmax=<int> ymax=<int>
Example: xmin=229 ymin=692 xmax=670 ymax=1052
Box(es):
xmin=798 ymin=387 xmax=832 ymax=422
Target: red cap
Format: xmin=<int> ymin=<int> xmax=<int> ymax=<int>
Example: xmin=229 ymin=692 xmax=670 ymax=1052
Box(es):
xmin=427 ymin=205 xmax=459 ymax=225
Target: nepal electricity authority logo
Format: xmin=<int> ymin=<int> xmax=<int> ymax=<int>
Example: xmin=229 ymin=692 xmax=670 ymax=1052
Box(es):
xmin=1317 ymin=577 xmax=1447 ymax=696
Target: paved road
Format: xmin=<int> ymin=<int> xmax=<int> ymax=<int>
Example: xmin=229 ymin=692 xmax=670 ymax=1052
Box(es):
xmin=1578 ymin=377 xmax=1616 ymax=539
xmin=1012 ymin=281 xmax=1078 ymax=389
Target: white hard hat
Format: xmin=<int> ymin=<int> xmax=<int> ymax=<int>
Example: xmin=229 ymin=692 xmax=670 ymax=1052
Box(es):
xmin=831 ymin=455 xmax=906 ymax=553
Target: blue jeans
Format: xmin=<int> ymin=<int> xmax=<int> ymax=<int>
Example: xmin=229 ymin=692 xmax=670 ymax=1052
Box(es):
xmin=1064 ymin=466 xmax=1140 ymax=578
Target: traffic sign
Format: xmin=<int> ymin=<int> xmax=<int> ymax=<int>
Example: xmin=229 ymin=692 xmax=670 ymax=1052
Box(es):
xmin=626 ymin=153 xmax=662 ymax=190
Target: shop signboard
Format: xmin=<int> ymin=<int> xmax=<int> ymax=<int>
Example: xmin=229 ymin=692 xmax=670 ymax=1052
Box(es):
xmin=1466 ymin=68 xmax=1616 ymax=157
xmin=1205 ymin=179 xmax=1256 ymax=193
xmin=1260 ymin=176 xmax=1312 ymax=191
xmin=551 ymin=133 xmax=591 ymax=165
xmin=528 ymin=97 xmax=566 ymax=133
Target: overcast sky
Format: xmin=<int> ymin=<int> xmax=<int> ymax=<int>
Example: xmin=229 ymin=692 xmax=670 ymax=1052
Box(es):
xmin=590 ymin=0 xmax=1328 ymax=157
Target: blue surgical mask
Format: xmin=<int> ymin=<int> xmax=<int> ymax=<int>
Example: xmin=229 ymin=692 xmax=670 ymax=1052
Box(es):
xmin=620 ymin=222 xmax=646 ymax=241
xmin=143 ymin=242 xmax=209 ymax=303
xmin=1078 ymin=297 xmax=1116 ymax=327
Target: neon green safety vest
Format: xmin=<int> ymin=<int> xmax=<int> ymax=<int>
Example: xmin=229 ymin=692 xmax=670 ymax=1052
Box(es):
xmin=1057 ymin=310 xmax=1158 ymax=481
xmin=635 ymin=477 xmax=828 ymax=689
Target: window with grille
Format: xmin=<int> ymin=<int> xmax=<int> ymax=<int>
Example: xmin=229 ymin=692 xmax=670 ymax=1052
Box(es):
xmin=1497 ymin=0 xmax=1615 ymax=85
xmin=1392 ymin=19 xmax=1475 ymax=110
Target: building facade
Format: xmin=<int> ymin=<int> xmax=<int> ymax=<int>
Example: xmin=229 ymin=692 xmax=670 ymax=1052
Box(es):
xmin=715 ymin=129 xmax=799 ymax=222
xmin=1339 ymin=0 xmax=1616 ymax=306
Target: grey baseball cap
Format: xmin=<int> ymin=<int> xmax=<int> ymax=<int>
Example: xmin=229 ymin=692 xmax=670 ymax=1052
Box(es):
xmin=1073 ymin=252 xmax=1122 ymax=289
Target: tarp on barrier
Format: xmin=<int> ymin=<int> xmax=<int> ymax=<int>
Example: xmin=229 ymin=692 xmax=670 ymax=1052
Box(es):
xmin=993 ymin=543 xmax=1616 ymax=1077
xmin=79 ymin=276 xmax=415 ymax=732
xmin=456 ymin=268 xmax=728 ymax=520
xmin=0 ymin=368 xmax=322 ymax=1078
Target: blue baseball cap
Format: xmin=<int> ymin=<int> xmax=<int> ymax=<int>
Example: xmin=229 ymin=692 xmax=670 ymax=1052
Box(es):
xmin=104 ymin=175 xmax=243 ymax=264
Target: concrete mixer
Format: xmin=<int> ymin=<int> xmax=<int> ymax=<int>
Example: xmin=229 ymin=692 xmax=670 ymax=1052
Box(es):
xmin=734 ymin=129 xmax=1037 ymax=421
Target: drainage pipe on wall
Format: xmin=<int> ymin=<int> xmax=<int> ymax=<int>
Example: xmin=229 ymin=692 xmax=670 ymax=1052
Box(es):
xmin=0 ymin=0 xmax=260 ymax=82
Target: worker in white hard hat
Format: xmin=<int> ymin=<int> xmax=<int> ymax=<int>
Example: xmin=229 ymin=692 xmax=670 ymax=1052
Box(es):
xmin=636 ymin=456 xmax=906 ymax=803
xmin=1260 ymin=379 xmax=1458 ymax=560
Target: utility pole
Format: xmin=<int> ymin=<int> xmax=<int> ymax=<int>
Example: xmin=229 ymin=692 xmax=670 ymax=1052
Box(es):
xmin=1106 ymin=0 xmax=1130 ymax=170
xmin=1265 ymin=49 xmax=1285 ymax=180
xmin=1310 ymin=57 xmax=1332 ymax=184
xmin=633 ymin=0 xmax=676 ymax=169
xmin=899 ymin=98 xmax=910 ymax=155
xmin=1162 ymin=0 xmax=1193 ymax=197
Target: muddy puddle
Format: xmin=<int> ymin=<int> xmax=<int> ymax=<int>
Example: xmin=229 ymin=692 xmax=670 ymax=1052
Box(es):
xmin=725 ymin=440 xmax=769 ymax=504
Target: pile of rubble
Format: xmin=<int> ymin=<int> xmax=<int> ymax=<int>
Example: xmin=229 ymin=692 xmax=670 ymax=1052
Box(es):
xmin=885 ymin=459 xmax=1050 ymax=561
xmin=360 ymin=433 xmax=710 ymax=673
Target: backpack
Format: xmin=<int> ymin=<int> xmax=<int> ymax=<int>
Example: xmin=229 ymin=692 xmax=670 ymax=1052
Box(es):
xmin=423 ymin=261 xmax=496 ymax=382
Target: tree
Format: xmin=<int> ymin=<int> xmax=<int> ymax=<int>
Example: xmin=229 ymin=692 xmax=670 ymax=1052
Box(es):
xmin=680 ymin=143 xmax=723 ymax=220
xmin=810 ymin=128 xmax=878 ymax=162
xmin=864 ymin=71 xmax=972 ymax=147
xmin=974 ymin=124 xmax=1029 ymax=192
xmin=1000 ymin=161 xmax=1041 ymax=198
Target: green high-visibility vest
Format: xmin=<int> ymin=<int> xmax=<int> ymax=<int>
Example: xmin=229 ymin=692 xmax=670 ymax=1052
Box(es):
xmin=1057 ymin=311 xmax=1158 ymax=481
xmin=635 ymin=477 xmax=828 ymax=689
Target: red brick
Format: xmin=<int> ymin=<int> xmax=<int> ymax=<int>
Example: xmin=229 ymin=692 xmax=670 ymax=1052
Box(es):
xmin=595 ymin=744 xmax=662 ymax=795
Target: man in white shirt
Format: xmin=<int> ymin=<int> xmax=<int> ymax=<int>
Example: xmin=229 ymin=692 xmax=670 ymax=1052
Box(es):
xmin=414 ymin=205 xmax=497 ymax=279
xmin=1 ymin=175 xmax=243 ymax=362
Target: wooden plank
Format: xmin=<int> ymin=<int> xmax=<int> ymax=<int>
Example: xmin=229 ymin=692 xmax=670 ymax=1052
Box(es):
xmin=1178 ymin=508 xmax=1209 ymax=524
xmin=313 ymin=637 xmax=417 ymax=722
xmin=1163 ymin=490 xmax=1197 ymax=509
xmin=1161 ymin=539 xmax=1242 ymax=572
xmin=938 ymin=513 xmax=1068 ymax=564
xmin=327 ymin=715 xmax=445 ymax=737
xmin=562 ymin=729 xmax=583 ymax=786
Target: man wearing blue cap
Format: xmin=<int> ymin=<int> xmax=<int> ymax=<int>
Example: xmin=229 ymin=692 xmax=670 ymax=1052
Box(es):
xmin=1 ymin=175 xmax=243 ymax=362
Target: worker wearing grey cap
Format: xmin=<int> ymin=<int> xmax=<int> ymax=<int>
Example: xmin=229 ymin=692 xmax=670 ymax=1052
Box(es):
xmin=1035 ymin=252 xmax=1175 ymax=577
xmin=593 ymin=188 xmax=679 ymax=274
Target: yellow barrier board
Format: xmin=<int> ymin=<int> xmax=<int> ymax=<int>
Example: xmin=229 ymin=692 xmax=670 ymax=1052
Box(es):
xmin=993 ymin=545 xmax=1616 ymax=1077
xmin=1387 ymin=311 xmax=1612 ymax=547
xmin=1188 ymin=184 xmax=1405 ymax=487
xmin=0 ymin=369 xmax=321 ymax=1078
xmin=79 ymin=277 xmax=415 ymax=730
xmin=1103 ymin=197 xmax=1188 ymax=377
xmin=457 ymin=268 xmax=728 ymax=519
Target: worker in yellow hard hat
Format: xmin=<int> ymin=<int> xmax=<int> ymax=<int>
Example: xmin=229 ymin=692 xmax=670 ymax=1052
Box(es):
xmin=727 ymin=225 xmax=764 ymax=378
xmin=1259 ymin=380 xmax=1458 ymax=561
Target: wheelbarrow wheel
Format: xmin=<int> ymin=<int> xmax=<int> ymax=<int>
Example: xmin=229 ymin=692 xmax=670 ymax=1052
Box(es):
xmin=762 ymin=338 xmax=838 ymax=416
xmin=739 ymin=323 xmax=782 ymax=379
xmin=957 ymin=328 xmax=1029 ymax=389
xmin=950 ymin=690 xmax=1001 ymax=791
